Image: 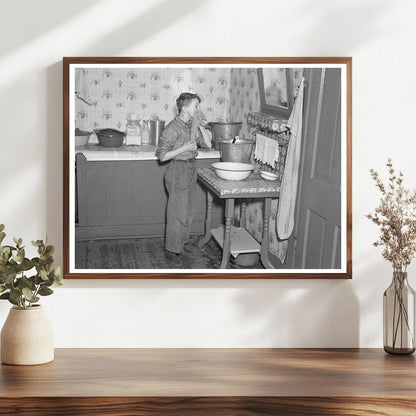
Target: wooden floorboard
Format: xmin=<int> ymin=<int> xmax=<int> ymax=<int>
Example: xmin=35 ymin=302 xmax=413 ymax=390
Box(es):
xmin=75 ymin=235 xmax=264 ymax=269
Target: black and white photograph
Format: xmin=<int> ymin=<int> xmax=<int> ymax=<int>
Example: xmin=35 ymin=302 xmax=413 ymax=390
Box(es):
xmin=64 ymin=58 xmax=351 ymax=278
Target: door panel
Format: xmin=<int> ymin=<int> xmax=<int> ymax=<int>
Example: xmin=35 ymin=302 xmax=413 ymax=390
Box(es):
xmin=293 ymin=68 xmax=342 ymax=269
xmin=303 ymin=209 xmax=326 ymax=268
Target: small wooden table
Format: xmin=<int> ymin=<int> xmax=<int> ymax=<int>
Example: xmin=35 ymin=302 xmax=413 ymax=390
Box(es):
xmin=197 ymin=168 xmax=280 ymax=268
xmin=1 ymin=349 xmax=416 ymax=415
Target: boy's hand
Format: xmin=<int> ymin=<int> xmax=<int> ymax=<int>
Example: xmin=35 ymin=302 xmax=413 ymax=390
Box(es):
xmin=182 ymin=140 xmax=197 ymax=152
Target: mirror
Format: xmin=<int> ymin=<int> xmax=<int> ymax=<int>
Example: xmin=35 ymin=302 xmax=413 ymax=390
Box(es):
xmin=258 ymin=68 xmax=294 ymax=118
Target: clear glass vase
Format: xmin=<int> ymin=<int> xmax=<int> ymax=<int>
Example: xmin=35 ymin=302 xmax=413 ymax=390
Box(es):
xmin=383 ymin=271 xmax=416 ymax=355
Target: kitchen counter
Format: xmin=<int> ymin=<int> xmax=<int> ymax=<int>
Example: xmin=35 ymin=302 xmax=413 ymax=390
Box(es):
xmin=75 ymin=152 xmax=223 ymax=241
xmin=75 ymin=144 xmax=220 ymax=161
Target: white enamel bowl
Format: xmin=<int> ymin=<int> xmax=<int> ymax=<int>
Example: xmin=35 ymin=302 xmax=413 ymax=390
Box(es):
xmin=260 ymin=171 xmax=278 ymax=181
xmin=211 ymin=162 xmax=254 ymax=181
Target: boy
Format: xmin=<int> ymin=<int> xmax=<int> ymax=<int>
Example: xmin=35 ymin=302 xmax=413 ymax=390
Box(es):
xmin=156 ymin=92 xmax=206 ymax=254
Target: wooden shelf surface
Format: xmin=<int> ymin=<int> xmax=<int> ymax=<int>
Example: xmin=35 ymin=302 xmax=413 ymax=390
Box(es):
xmin=211 ymin=225 xmax=260 ymax=257
xmin=1 ymin=348 xmax=416 ymax=415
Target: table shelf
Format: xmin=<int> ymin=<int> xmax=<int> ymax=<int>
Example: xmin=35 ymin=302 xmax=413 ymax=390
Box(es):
xmin=211 ymin=225 xmax=260 ymax=257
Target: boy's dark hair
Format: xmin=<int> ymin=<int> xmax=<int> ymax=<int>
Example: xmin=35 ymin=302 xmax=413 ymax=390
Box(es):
xmin=176 ymin=92 xmax=201 ymax=113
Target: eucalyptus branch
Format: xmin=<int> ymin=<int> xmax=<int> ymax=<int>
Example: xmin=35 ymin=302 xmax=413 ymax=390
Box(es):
xmin=0 ymin=224 xmax=63 ymax=309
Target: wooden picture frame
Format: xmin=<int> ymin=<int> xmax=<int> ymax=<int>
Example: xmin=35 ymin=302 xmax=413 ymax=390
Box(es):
xmin=63 ymin=57 xmax=352 ymax=279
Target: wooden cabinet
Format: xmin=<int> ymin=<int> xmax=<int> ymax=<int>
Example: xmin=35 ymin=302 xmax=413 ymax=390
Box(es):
xmin=75 ymin=154 xmax=222 ymax=240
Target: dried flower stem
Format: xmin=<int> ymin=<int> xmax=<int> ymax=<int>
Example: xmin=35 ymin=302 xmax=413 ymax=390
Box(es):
xmin=366 ymin=158 xmax=416 ymax=272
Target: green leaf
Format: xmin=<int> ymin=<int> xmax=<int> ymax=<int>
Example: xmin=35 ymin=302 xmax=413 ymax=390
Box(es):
xmin=22 ymin=287 xmax=34 ymax=301
xmin=0 ymin=285 xmax=6 ymax=293
xmin=3 ymin=245 xmax=17 ymax=251
xmin=20 ymin=258 xmax=33 ymax=271
xmin=0 ymin=246 xmax=10 ymax=255
xmin=1 ymin=270 xmax=17 ymax=285
xmin=8 ymin=297 xmax=18 ymax=306
xmin=52 ymin=267 xmax=63 ymax=285
xmin=38 ymin=287 xmax=53 ymax=296
xmin=0 ymin=246 xmax=11 ymax=261
xmin=0 ymin=224 xmax=5 ymax=232
xmin=43 ymin=256 xmax=54 ymax=266
xmin=9 ymin=288 xmax=21 ymax=301
xmin=45 ymin=245 xmax=55 ymax=256
xmin=0 ymin=231 xmax=6 ymax=244
xmin=34 ymin=274 xmax=43 ymax=285
xmin=17 ymin=248 xmax=25 ymax=263
xmin=17 ymin=276 xmax=35 ymax=291
xmin=39 ymin=269 xmax=48 ymax=281
xmin=0 ymin=291 xmax=18 ymax=306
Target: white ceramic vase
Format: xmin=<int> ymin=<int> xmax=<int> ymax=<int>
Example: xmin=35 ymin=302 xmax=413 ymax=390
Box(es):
xmin=1 ymin=305 xmax=54 ymax=365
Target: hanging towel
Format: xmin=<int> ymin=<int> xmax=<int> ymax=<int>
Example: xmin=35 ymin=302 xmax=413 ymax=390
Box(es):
xmin=75 ymin=68 xmax=92 ymax=105
xmin=276 ymin=77 xmax=305 ymax=263
xmin=198 ymin=125 xmax=212 ymax=148
xmin=190 ymin=108 xmax=212 ymax=148
xmin=254 ymin=133 xmax=280 ymax=167
xmin=190 ymin=108 xmax=207 ymax=141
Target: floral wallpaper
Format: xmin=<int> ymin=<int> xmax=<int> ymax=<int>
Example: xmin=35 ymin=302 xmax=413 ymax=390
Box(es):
xmin=228 ymin=68 xmax=260 ymax=139
xmin=75 ymin=67 xmax=234 ymax=132
xmin=75 ymin=66 xmax=304 ymax=262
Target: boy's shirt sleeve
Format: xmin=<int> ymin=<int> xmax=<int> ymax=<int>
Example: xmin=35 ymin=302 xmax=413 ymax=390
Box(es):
xmin=156 ymin=125 xmax=177 ymax=161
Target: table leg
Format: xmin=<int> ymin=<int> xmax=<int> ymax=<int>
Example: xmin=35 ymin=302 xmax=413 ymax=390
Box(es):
xmin=240 ymin=199 xmax=247 ymax=229
xmin=198 ymin=190 xmax=213 ymax=249
xmin=220 ymin=198 xmax=234 ymax=269
xmin=260 ymin=197 xmax=274 ymax=269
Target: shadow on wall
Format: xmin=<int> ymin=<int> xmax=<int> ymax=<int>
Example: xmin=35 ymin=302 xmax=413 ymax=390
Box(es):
xmin=79 ymin=0 xmax=205 ymax=56
xmin=44 ymin=0 xmax=205 ymax=264
xmin=232 ymin=280 xmax=359 ymax=347
xmin=292 ymin=0 xmax=394 ymax=52
xmin=1 ymin=0 xmax=101 ymax=56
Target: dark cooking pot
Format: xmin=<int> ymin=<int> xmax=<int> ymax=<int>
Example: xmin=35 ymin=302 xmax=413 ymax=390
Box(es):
xmin=94 ymin=128 xmax=126 ymax=147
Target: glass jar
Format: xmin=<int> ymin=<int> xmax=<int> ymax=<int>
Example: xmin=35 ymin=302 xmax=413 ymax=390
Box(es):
xmin=383 ymin=271 xmax=415 ymax=355
xmin=141 ymin=120 xmax=150 ymax=145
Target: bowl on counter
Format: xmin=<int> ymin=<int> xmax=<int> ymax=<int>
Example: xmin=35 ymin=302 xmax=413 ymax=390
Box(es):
xmin=94 ymin=128 xmax=126 ymax=147
xmin=260 ymin=171 xmax=278 ymax=181
xmin=75 ymin=128 xmax=92 ymax=146
xmin=211 ymin=162 xmax=254 ymax=181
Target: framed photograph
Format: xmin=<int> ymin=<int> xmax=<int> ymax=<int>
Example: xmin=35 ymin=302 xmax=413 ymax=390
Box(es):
xmin=63 ymin=57 xmax=352 ymax=279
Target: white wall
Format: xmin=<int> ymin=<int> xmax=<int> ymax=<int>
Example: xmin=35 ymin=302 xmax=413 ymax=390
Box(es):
xmin=1 ymin=0 xmax=415 ymax=348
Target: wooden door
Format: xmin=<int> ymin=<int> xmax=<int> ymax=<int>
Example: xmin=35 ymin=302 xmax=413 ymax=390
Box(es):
xmin=290 ymin=68 xmax=342 ymax=269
